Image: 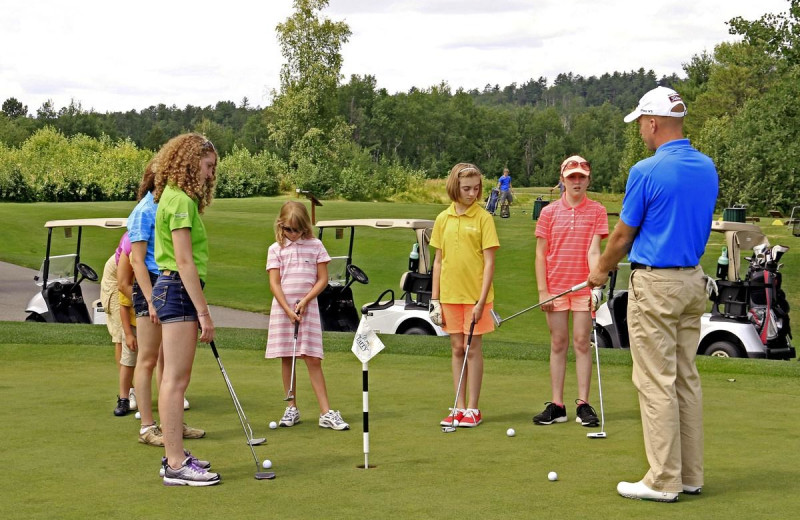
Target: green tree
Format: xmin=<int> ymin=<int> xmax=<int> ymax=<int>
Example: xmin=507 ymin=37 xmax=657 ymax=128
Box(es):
xmin=269 ymin=0 xmax=351 ymax=159
xmin=2 ymin=98 xmax=28 ymax=119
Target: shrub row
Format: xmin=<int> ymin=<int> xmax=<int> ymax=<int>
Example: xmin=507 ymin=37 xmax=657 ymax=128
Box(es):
xmin=0 ymin=128 xmax=427 ymax=202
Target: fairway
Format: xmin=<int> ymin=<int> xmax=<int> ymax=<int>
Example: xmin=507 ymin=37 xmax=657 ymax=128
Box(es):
xmin=1 ymin=323 xmax=799 ymax=519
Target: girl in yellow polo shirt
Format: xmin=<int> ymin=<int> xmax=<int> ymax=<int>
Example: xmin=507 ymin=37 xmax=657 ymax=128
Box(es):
xmin=430 ymin=162 xmax=500 ymax=428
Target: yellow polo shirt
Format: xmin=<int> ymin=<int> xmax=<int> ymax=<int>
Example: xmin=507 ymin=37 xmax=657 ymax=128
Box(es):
xmin=430 ymin=202 xmax=500 ymax=304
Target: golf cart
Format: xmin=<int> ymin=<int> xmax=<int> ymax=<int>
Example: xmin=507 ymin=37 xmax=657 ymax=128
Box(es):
xmin=25 ymin=218 xmax=127 ymax=324
xmin=315 ymin=219 xmax=446 ymax=336
xmin=594 ymin=220 xmax=794 ymax=360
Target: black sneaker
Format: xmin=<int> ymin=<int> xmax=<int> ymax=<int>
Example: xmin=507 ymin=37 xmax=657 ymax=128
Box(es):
xmin=113 ymin=396 xmax=130 ymax=416
xmin=533 ymin=402 xmax=567 ymax=425
xmin=575 ymin=400 xmax=600 ymax=427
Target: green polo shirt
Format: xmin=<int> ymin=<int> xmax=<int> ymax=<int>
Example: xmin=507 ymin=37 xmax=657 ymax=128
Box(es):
xmin=155 ymin=185 xmax=209 ymax=282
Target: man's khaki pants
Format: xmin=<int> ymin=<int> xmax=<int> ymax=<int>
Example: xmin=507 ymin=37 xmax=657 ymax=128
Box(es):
xmin=627 ymin=266 xmax=706 ymax=493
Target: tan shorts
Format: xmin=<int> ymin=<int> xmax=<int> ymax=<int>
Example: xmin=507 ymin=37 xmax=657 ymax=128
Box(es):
xmin=103 ymin=292 xmax=124 ymax=344
xmin=441 ymin=302 xmax=495 ymax=335
xmin=120 ymin=329 xmax=137 ymax=367
xmin=103 ymin=293 xmax=137 ymax=367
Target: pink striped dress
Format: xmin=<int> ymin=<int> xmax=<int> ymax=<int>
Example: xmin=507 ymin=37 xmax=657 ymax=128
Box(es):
xmin=265 ymin=237 xmax=331 ymax=359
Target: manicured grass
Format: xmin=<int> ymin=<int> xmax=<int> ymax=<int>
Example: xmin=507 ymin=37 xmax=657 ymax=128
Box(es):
xmin=1 ymin=193 xmax=797 ymax=346
xmin=1 ymin=321 xmax=799 ymax=519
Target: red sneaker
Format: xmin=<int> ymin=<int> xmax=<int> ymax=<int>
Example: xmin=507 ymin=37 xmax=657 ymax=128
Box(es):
xmin=440 ymin=408 xmax=465 ymax=427
xmin=458 ymin=409 xmax=482 ymax=427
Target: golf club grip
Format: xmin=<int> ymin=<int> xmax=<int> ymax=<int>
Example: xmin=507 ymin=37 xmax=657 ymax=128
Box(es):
xmin=210 ymin=340 xmax=219 ymax=357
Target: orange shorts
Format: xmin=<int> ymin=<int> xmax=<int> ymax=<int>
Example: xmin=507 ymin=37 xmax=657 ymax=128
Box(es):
xmin=551 ymin=292 xmax=592 ymax=313
xmin=441 ymin=302 xmax=495 ymax=335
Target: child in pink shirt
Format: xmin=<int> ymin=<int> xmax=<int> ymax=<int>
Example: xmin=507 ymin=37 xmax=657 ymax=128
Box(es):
xmin=533 ymin=155 xmax=608 ymax=427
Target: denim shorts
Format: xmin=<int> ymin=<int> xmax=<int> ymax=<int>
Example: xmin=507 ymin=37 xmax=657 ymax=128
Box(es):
xmin=132 ymin=271 xmax=160 ymax=317
xmin=152 ymin=271 xmax=205 ymax=323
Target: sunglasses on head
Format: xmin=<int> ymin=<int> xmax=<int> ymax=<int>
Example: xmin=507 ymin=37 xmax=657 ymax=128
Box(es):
xmin=282 ymin=226 xmax=301 ymax=234
xmin=561 ymin=160 xmax=591 ymax=174
xmin=201 ymin=139 xmax=217 ymax=154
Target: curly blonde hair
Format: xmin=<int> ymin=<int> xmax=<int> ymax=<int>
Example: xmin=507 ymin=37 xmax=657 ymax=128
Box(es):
xmin=152 ymin=133 xmax=217 ymax=212
xmin=274 ymin=200 xmax=314 ymax=246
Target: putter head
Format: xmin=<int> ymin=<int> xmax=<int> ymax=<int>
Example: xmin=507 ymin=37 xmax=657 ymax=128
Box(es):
xmin=255 ymin=471 xmax=276 ymax=480
xmin=283 ymin=394 xmax=294 ymax=401
xmin=587 ymin=432 xmax=607 ymax=439
xmin=248 ymin=437 xmax=266 ymax=446
xmin=441 ymin=425 xmax=457 ymax=433
xmin=490 ymin=309 xmax=502 ymax=327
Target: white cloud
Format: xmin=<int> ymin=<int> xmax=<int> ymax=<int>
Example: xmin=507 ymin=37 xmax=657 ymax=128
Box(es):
xmin=0 ymin=0 xmax=791 ymax=113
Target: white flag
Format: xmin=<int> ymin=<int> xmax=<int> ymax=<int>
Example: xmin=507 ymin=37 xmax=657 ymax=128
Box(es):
xmin=351 ymin=317 xmax=386 ymax=362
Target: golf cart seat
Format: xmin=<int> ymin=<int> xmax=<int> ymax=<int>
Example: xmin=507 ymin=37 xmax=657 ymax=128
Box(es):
xmin=362 ymin=289 xmax=396 ymax=314
xmin=400 ymin=272 xmax=432 ymax=310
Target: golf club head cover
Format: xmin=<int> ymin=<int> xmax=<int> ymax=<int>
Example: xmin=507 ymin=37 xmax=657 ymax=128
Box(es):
xmin=429 ymin=299 xmax=443 ymax=326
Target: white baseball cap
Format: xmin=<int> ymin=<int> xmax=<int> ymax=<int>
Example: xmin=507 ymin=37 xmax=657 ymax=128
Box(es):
xmin=623 ymin=86 xmax=687 ymax=123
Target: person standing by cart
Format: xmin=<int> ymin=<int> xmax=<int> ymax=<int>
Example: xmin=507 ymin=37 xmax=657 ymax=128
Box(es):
xmin=533 ymin=155 xmax=608 ymax=427
xmin=588 ymin=86 xmax=718 ymax=502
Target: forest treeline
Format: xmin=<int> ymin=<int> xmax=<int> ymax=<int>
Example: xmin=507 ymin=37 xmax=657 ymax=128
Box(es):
xmin=1 ymin=0 xmax=798 ymax=212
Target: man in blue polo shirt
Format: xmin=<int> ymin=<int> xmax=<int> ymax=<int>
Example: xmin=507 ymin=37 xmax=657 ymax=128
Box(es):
xmin=497 ymin=168 xmax=513 ymax=208
xmin=588 ymin=86 xmax=718 ymax=502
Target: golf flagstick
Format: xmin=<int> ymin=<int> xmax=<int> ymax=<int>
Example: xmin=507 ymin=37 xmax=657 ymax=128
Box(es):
xmin=362 ymin=361 xmax=370 ymax=469
xmin=351 ymin=317 xmax=385 ymax=468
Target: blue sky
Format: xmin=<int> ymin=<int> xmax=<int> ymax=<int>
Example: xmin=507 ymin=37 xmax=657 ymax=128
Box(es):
xmin=0 ymin=0 xmax=790 ymax=113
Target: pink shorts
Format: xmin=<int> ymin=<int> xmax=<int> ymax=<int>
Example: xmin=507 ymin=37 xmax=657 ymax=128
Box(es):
xmin=441 ymin=302 xmax=495 ymax=335
xmin=551 ymin=292 xmax=592 ymax=313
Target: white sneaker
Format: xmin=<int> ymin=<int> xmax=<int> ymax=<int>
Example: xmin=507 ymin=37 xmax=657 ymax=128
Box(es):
xmin=617 ymin=480 xmax=678 ymax=502
xmin=129 ymin=388 xmax=138 ymax=411
xmin=279 ymin=406 xmax=300 ymax=427
xmin=319 ymin=410 xmax=349 ymax=430
xmin=183 ymin=397 xmax=190 ymax=410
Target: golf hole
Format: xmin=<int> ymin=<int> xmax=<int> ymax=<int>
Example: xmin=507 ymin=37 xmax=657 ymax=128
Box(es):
xmin=356 ymin=464 xmax=377 ymax=469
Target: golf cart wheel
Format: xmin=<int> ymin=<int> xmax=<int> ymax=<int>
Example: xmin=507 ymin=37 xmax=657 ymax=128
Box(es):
xmin=26 ymin=312 xmax=45 ymax=322
xmin=705 ymin=340 xmax=742 ymax=358
xmin=404 ymin=326 xmax=431 ymax=335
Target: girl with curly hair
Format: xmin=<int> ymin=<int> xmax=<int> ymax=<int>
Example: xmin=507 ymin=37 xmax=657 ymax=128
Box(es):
xmin=151 ymin=133 xmax=219 ymax=486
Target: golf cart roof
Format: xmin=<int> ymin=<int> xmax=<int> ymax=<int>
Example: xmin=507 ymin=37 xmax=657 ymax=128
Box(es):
xmin=315 ymin=219 xmax=433 ymax=230
xmin=44 ymin=218 xmax=128 ymax=229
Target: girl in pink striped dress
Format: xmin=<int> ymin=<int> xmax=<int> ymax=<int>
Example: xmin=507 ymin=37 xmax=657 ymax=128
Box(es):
xmin=265 ymin=201 xmax=349 ymax=431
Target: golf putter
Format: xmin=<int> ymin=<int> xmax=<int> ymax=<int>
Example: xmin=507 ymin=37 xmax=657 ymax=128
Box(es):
xmin=491 ymin=281 xmax=588 ymax=327
xmin=587 ymin=323 xmax=607 ymax=439
xmin=283 ymin=303 xmax=301 ymax=402
xmin=208 ymin=340 xmax=273 ymax=480
xmin=442 ymin=320 xmax=476 ymax=433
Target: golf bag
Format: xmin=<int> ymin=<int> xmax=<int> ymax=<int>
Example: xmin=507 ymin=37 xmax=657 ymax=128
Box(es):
xmin=485 ymin=188 xmax=499 ymax=215
xmin=744 ymin=245 xmax=792 ymax=352
xmin=500 ymin=201 xmax=510 ymax=218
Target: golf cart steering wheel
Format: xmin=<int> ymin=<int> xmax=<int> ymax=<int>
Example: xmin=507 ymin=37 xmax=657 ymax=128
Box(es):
xmin=346 ymin=264 xmax=369 ymax=286
xmin=76 ymin=262 xmax=99 ymax=283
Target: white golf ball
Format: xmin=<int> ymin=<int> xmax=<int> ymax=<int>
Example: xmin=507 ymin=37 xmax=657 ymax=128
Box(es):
xmin=452 ymin=419 xmax=459 ymax=427
xmin=134 ymin=411 xmax=141 ymax=419
xmin=548 ymin=471 xmax=558 ymax=481
xmin=262 ymin=459 xmax=272 ymax=469
xmin=269 ymin=421 xmax=278 ymax=429
xmin=506 ymin=428 xmax=516 ymax=437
